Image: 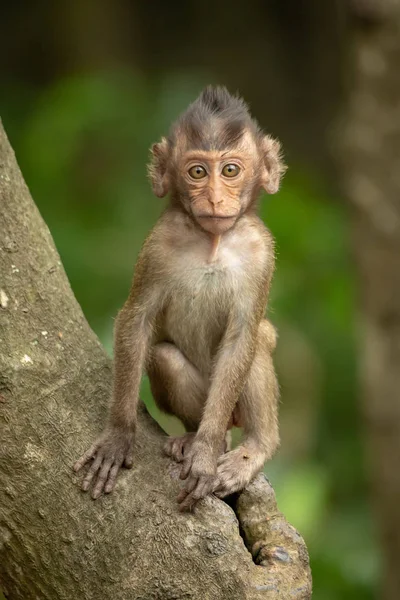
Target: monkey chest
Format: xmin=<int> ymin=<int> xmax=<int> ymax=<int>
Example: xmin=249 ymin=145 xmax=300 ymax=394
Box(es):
xmin=163 ymin=268 xmax=237 ymax=370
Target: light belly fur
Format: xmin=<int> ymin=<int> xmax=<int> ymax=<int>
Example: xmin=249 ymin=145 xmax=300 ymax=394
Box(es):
xmin=163 ymin=268 xmax=235 ymax=375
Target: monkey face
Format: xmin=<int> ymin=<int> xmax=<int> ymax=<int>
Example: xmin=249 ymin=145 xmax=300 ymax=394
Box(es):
xmin=174 ymin=132 xmax=265 ymax=235
xmin=179 ymin=149 xmax=249 ymax=234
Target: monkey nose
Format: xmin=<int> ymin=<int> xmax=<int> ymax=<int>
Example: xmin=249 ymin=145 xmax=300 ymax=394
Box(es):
xmin=209 ymin=195 xmax=223 ymax=206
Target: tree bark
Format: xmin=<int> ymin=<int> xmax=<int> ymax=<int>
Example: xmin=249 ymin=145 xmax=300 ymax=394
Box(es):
xmin=0 ymin=121 xmax=311 ymax=599
xmin=342 ymin=2 xmax=400 ymax=598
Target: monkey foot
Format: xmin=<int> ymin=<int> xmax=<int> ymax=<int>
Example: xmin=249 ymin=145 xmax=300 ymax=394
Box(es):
xmin=214 ymin=445 xmax=266 ymax=498
xmin=164 ymin=432 xmax=196 ymax=463
xmin=235 ymin=474 xmax=312 ymax=598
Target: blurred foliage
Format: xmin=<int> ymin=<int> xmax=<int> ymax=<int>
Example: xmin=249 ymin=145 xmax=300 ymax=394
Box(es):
xmin=0 ymin=70 xmax=379 ymax=599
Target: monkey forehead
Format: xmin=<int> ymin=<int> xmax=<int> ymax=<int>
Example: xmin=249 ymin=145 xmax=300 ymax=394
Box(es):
xmin=172 ymin=129 xmax=260 ymax=164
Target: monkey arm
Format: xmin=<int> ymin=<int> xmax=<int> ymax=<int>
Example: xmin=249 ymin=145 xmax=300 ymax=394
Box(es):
xmin=109 ymin=231 xmax=168 ymax=430
xmin=213 ymin=335 xmax=259 ymax=437
xmin=198 ymin=326 xmax=257 ymax=447
xmin=74 ymin=245 xmax=164 ymax=498
xmin=110 ymin=305 xmax=155 ymax=431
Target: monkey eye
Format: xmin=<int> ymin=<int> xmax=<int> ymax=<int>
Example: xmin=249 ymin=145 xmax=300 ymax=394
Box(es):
xmin=188 ymin=165 xmax=207 ymax=179
xmin=222 ymin=164 xmax=240 ymax=178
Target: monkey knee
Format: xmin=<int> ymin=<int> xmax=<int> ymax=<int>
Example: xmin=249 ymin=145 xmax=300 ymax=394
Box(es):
xmin=152 ymin=342 xmax=171 ymax=366
xmin=152 ymin=342 xmax=185 ymax=377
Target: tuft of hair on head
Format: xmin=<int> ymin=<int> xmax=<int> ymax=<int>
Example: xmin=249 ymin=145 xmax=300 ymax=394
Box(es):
xmin=170 ymin=85 xmax=258 ymax=151
xmin=196 ymin=85 xmax=247 ymax=115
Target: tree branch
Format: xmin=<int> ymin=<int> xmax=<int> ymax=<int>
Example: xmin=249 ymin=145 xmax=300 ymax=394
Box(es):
xmin=0 ymin=120 xmax=311 ymax=600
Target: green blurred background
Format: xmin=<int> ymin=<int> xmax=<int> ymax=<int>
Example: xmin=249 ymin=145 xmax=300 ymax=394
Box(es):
xmin=0 ymin=2 xmax=385 ymax=599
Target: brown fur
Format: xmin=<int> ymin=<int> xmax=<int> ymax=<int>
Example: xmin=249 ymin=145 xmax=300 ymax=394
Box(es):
xmin=74 ymin=86 xmax=285 ymax=509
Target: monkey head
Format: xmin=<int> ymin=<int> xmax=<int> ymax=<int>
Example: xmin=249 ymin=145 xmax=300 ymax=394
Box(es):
xmin=148 ymin=86 xmax=286 ymax=236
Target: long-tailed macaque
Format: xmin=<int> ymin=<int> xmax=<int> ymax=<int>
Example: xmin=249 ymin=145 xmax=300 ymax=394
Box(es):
xmin=74 ymin=86 xmax=285 ymax=511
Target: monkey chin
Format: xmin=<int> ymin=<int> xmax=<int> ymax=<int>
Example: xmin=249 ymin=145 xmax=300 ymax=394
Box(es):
xmin=195 ymin=216 xmax=237 ymax=236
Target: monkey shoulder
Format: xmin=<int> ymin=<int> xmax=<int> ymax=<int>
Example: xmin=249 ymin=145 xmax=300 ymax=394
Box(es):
xmin=131 ymin=211 xmax=196 ymax=287
xmin=234 ymin=215 xmax=275 ymax=270
xmin=148 ymin=210 xmax=194 ymax=251
xmin=135 ymin=211 xmax=182 ymax=260
xmin=242 ymin=214 xmax=274 ymax=246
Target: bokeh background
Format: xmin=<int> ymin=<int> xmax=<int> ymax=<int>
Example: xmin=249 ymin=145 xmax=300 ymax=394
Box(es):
xmin=2 ymin=1 xmax=400 ymax=599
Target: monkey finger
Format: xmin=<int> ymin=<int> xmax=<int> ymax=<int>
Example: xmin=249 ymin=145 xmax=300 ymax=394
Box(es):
xmin=123 ymin=448 xmax=134 ymax=469
xmin=81 ymin=454 xmax=103 ymax=492
xmin=104 ymin=462 xmax=122 ymax=493
xmin=73 ymin=443 xmax=98 ymax=472
xmin=214 ymin=477 xmax=238 ymax=498
xmin=178 ymin=476 xmax=211 ymax=511
xmin=217 ymin=452 xmax=234 ymax=467
xmin=177 ymin=487 xmax=189 ymax=504
xmin=178 ymin=493 xmax=198 ymax=512
xmin=216 ymin=464 xmax=232 ymax=478
xmin=191 ymin=476 xmax=213 ymax=501
xmin=178 ymin=487 xmax=199 ymax=512
xmin=178 ymin=478 xmax=209 ymax=511
xmin=92 ymin=459 xmax=114 ymax=499
xmin=171 ymin=438 xmax=185 ymax=462
xmin=184 ymin=475 xmax=199 ymax=495
xmin=163 ymin=437 xmax=174 ymax=457
xmin=177 ymin=475 xmax=198 ymax=503
xmin=179 ymin=457 xmax=193 ymax=480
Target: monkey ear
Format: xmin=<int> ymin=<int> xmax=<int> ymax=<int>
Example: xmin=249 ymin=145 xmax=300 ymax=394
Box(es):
xmin=147 ymin=137 xmax=170 ymax=198
xmin=260 ymin=135 xmax=286 ymax=194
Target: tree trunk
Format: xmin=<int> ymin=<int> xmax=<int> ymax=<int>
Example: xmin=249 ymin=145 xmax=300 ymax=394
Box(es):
xmin=342 ymin=2 xmax=400 ymax=598
xmin=0 ymin=121 xmax=311 ymax=600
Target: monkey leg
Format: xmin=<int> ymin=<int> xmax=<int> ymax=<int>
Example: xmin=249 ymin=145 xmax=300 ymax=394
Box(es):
xmin=147 ymin=342 xmax=208 ymax=462
xmin=214 ymin=319 xmax=280 ymax=498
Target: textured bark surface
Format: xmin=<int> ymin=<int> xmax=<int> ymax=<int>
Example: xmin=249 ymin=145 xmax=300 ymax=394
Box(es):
xmin=0 ymin=121 xmax=311 ymax=599
xmin=342 ymin=2 xmax=400 ymax=598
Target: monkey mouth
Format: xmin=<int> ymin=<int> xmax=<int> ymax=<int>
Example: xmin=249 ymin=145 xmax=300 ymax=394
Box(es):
xmin=194 ymin=213 xmax=238 ymax=234
xmin=196 ymin=214 xmax=238 ymax=220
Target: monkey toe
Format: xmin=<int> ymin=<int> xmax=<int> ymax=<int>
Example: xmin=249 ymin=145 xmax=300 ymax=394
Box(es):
xmin=214 ymin=475 xmax=243 ymax=498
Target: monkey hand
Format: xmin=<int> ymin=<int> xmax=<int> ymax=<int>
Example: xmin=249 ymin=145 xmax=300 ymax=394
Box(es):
xmin=164 ymin=432 xmax=196 ymax=463
xmin=73 ymin=427 xmax=134 ymax=499
xmin=177 ymin=441 xmax=218 ymax=511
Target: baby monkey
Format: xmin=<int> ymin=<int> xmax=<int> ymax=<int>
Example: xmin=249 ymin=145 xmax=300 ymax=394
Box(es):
xmin=74 ymin=86 xmax=285 ymax=510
